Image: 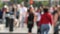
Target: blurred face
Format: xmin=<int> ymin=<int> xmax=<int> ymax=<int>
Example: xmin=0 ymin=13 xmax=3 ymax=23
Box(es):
xmin=37 ymin=8 xmax=41 ymax=12
xmin=30 ymin=7 xmax=32 ymax=12
xmin=12 ymin=4 xmax=17 ymax=9
xmin=7 ymin=8 xmax=9 ymax=12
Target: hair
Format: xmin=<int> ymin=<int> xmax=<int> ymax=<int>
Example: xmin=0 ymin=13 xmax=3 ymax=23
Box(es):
xmin=43 ymin=8 xmax=49 ymax=13
xmin=36 ymin=7 xmax=40 ymax=12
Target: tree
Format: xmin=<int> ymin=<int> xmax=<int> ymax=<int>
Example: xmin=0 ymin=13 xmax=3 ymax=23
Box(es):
xmin=41 ymin=1 xmax=49 ymax=6
xmin=10 ymin=0 xmax=23 ymax=4
xmin=17 ymin=0 xmax=23 ymax=4
xmin=0 ymin=1 xmax=3 ymax=9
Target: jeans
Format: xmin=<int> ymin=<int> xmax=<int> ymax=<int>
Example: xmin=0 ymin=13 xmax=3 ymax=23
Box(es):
xmin=41 ymin=24 xmax=50 ymax=34
xmin=20 ymin=16 xmax=25 ymax=27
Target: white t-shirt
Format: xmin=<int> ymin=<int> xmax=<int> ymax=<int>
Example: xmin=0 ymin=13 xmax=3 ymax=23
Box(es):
xmin=35 ymin=12 xmax=41 ymax=21
xmin=20 ymin=7 xmax=27 ymax=17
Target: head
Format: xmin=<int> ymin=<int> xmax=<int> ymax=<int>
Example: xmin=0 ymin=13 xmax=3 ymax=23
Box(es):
xmin=20 ymin=3 xmax=25 ymax=7
xmin=28 ymin=7 xmax=34 ymax=13
xmin=36 ymin=7 xmax=41 ymax=13
xmin=3 ymin=5 xmax=9 ymax=12
xmin=43 ymin=8 xmax=49 ymax=13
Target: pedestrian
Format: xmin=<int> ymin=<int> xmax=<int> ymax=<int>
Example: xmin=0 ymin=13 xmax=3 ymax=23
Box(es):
xmin=20 ymin=4 xmax=27 ymax=28
xmin=53 ymin=6 xmax=60 ymax=34
xmin=35 ymin=8 xmax=41 ymax=34
xmin=38 ymin=8 xmax=53 ymax=34
xmin=9 ymin=4 xmax=16 ymax=32
xmin=26 ymin=7 xmax=35 ymax=34
xmin=14 ymin=4 xmax=20 ymax=27
xmin=3 ymin=5 xmax=10 ymax=28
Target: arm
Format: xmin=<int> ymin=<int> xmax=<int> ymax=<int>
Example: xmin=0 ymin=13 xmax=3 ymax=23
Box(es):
xmin=53 ymin=14 xmax=58 ymax=26
xmin=3 ymin=11 xmax=5 ymax=20
xmin=24 ymin=12 xmax=28 ymax=24
xmin=34 ymin=13 xmax=37 ymax=23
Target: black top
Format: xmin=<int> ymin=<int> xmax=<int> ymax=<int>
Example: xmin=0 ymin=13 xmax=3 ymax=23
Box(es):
xmin=52 ymin=10 xmax=58 ymax=15
xmin=28 ymin=11 xmax=34 ymax=22
xmin=52 ymin=10 xmax=60 ymax=22
xmin=16 ymin=11 xmax=19 ymax=19
xmin=9 ymin=8 xmax=15 ymax=15
xmin=16 ymin=11 xmax=19 ymax=16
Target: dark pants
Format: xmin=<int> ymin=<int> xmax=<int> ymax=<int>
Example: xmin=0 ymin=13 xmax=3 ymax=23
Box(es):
xmin=27 ymin=21 xmax=33 ymax=33
xmin=5 ymin=17 xmax=10 ymax=27
xmin=54 ymin=24 xmax=59 ymax=34
xmin=28 ymin=24 xmax=32 ymax=33
xmin=9 ymin=19 xmax=14 ymax=32
xmin=37 ymin=21 xmax=41 ymax=34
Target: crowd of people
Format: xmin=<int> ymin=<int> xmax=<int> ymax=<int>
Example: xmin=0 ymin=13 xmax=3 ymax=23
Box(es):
xmin=0 ymin=3 xmax=60 ymax=34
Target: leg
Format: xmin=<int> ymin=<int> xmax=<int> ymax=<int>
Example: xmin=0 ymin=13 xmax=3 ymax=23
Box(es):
xmin=45 ymin=25 xmax=50 ymax=34
xmin=28 ymin=26 xmax=32 ymax=34
xmin=37 ymin=22 xmax=40 ymax=34
xmin=41 ymin=25 xmax=45 ymax=34
xmin=38 ymin=27 xmax=40 ymax=33
xmin=5 ymin=17 xmax=9 ymax=27
xmin=54 ymin=25 xmax=59 ymax=34
xmin=9 ymin=19 xmax=14 ymax=32
xmin=21 ymin=17 xmax=24 ymax=27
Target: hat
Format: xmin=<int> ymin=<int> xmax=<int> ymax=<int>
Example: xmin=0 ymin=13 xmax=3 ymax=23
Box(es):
xmin=4 ymin=5 xmax=8 ymax=9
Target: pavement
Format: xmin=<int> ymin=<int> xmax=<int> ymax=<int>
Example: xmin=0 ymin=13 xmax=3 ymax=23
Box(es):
xmin=0 ymin=23 xmax=56 ymax=34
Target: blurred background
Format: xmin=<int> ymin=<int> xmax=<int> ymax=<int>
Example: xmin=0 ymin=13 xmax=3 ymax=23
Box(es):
xmin=0 ymin=0 xmax=60 ymax=34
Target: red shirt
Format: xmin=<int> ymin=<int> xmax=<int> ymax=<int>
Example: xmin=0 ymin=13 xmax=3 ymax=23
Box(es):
xmin=38 ymin=12 xmax=53 ymax=26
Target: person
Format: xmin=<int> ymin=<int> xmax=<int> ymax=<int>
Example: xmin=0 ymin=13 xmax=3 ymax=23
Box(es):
xmin=53 ymin=6 xmax=60 ymax=34
xmin=3 ymin=5 xmax=10 ymax=28
xmin=9 ymin=4 xmax=16 ymax=32
xmin=35 ymin=8 xmax=41 ymax=34
xmin=26 ymin=7 xmax=35 ymax=34
xmin=38 ymin=8 xmax=53 ymax=34
xmin=13 ymin=4 xmax=20 ymax=27
xmin=20 ymin=4 xmax=27 ymax=28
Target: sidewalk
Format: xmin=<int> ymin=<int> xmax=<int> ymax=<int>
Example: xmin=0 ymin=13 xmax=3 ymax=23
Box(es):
xmin=0 ymin=24 xmax=37 ymax=33
xmin=0 ymin=23 xmax=54 ymax=34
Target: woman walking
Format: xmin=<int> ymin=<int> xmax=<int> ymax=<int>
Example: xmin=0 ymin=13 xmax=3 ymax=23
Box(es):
xmin=35 ymin=8 xmax=41 ymax=34
xmin=38 ymin=8 xmax=53 ymax=34
xmin=27 ymin=7 xmax=35 ymax=34
xmin=9 ymin=4 xmax=16 ymax=32
xmin=53 ymin=6 xmax=60 ymax=34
